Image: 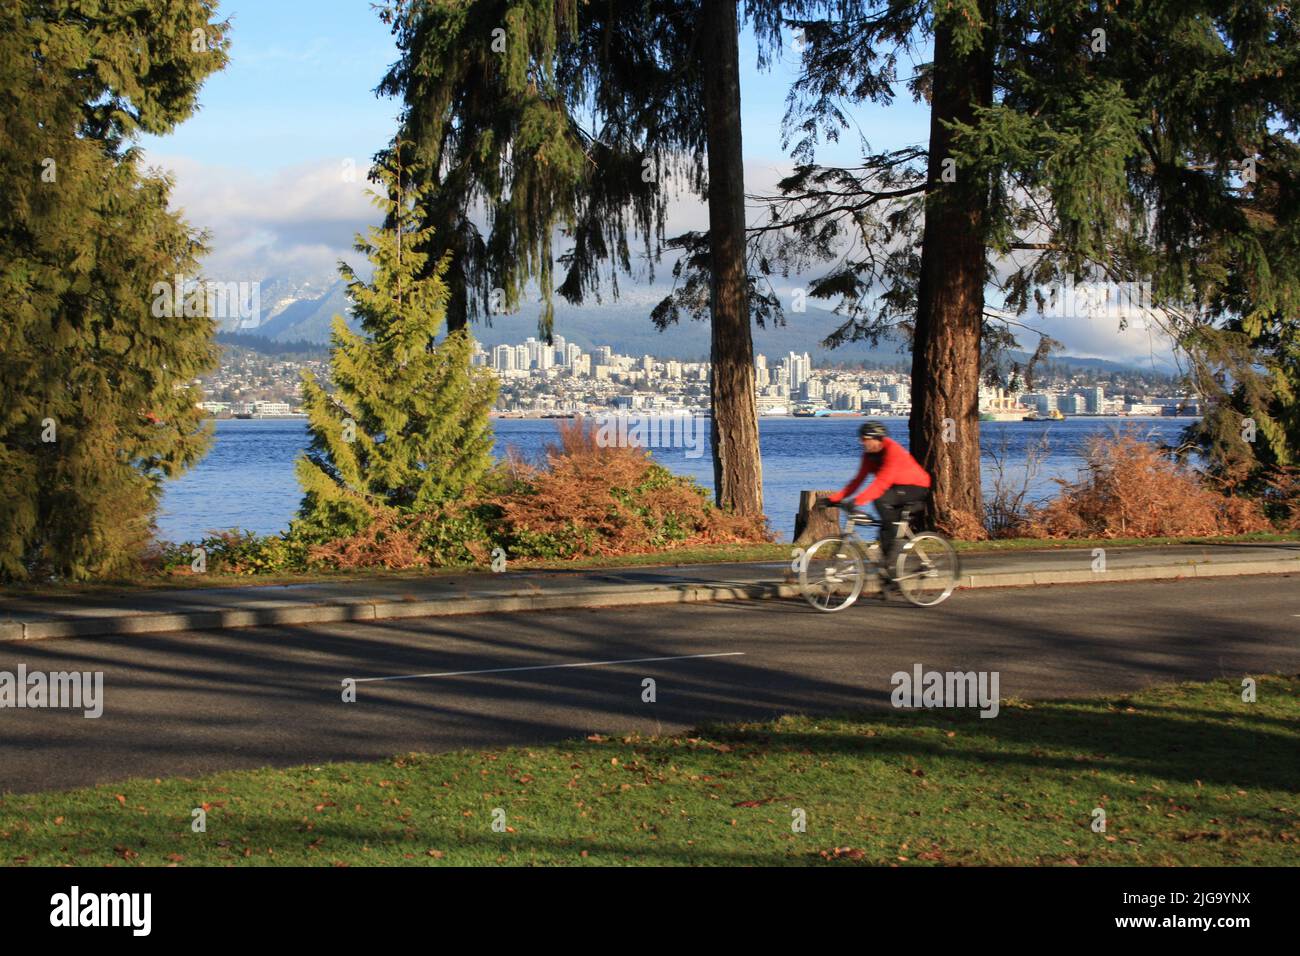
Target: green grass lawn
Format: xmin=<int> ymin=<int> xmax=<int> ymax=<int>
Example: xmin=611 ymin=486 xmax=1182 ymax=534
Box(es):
xmin=951 ymin=529 xmax=1300 ymax=553
xmin=4 ymin=532 xmax=1296 ymax=599
xmin=3 ymin=676 xmax=1296 ymax=866
xmin=0 ymin=543 xmax=795 ymax=597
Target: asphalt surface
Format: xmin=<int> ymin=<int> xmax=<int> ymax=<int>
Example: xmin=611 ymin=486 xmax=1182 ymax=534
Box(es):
xmin=1 ymin=575 xmax=1297 ymax=794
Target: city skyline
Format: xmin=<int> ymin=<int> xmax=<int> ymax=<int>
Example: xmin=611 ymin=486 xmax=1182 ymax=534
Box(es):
xmin=195 ymin=333 xmax=1199 ymax=421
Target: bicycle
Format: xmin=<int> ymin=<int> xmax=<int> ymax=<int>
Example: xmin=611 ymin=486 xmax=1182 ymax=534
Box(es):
xmin=796 ymin=500 xmax=960 ymax=610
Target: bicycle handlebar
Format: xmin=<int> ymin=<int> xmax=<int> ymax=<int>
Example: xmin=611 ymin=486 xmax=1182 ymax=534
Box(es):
xmin=838 ymin=503 xmax=876 ymax=522
xmin=819 ymin=497 xmax=877 ymax=523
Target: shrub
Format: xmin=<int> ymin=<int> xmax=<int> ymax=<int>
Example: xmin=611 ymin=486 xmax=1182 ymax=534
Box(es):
xmin=280 ymin=418 xmax=767 ymax=571
xmin=1264 ymin=468 xmax=1300 ymax=530
xmin=1015 ymin=434 xmax=1272 ymax=538
xmin=158 ymin=529 xmax=310 ymax=576
xmin=305 ymin=510 xmax=429 ymax=571
xmin=494 ymin=418 xmax=771 ymax=559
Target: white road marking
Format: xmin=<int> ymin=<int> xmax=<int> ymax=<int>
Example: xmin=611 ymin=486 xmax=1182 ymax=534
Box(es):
xmin=350 ymin=651 xmax=746 ymax=684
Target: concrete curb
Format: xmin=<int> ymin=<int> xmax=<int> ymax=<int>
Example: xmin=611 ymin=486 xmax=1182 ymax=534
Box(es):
xmin=1 ymin=558 xmax=1295 ymax=643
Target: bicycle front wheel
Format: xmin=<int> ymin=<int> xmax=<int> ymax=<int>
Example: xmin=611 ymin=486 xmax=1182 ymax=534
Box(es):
xmin=798 ymin=537 xmax=865 ymax=612
xmin=893 ymin=533 xmax=960 ymax=607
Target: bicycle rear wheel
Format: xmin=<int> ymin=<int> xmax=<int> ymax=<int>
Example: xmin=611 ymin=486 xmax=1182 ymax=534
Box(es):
xmin=798 ymin=537 xmax=865 ymax=612
xmin=893 ymin=532 xmax=960 ymax=607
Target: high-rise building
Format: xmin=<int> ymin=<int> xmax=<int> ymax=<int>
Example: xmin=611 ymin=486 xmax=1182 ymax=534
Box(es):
xmin=784 ymin=351 xmax=812 ymax=392
xmin=492 ymin=344 xmax=514 ymax=371
xmin=1086 ymin=386 xmax=1105 ymax=414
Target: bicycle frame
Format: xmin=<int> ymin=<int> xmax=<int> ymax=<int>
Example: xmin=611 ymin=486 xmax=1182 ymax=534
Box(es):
xmin=840 ymin=511 xmax=918 ymax=564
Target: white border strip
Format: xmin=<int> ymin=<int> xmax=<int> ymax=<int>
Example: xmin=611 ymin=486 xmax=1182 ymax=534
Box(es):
xmin=351 ymin=651 xmax=746 ymax=684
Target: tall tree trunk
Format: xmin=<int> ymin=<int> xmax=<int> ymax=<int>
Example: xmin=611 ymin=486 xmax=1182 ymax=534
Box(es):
xmin=700 ymin=0 xmax=763 ymax=515
xmin=909 ymin=3 xmax=994 ymax=534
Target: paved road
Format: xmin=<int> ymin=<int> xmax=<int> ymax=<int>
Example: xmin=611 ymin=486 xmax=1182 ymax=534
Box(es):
xmin=1 ymin=575 xmax=1297 ymax=794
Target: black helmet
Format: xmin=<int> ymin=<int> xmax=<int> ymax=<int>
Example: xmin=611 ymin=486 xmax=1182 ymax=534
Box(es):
xmin=858 ymin=420 xmax=887 ymax=440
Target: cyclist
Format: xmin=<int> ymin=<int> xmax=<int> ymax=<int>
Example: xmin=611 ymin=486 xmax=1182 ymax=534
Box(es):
xmin=826 ymin=421 xmax=932 ymax=578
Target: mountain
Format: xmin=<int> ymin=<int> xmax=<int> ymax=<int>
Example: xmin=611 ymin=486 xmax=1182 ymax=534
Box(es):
xmin=251 ymin=280 xmax=354 ymax=343
xmin=236 ymin=278 xmax=1160 ymax=373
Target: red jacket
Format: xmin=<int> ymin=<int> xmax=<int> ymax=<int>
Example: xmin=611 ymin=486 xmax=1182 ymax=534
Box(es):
xmin=828 ymin=437 xmax=931 ymax=506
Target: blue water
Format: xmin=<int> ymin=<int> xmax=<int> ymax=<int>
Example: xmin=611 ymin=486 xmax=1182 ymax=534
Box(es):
xmin=155 ymin=416 xmax=1194 ymax=543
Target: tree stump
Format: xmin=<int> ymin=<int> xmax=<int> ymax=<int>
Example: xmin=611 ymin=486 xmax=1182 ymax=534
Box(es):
xmin=792 ymin=489 xmax=841 ymax=546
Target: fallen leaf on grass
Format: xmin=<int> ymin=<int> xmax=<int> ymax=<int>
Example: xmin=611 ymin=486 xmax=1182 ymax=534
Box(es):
xmin=732 ymin=796 xmax=794 ymax=808
xmin=819 ymin=846 xmax=866 ymax=860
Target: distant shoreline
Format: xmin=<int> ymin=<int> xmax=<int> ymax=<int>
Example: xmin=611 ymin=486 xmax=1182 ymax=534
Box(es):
xmin=202 ymin=411 xmax=1200 ymax=422
xmin=483 ymin=412 xmax=1199 ymax=421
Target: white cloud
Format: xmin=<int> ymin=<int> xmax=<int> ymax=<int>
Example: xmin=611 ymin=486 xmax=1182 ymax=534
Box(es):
xmin=141 ymin=152 xmax=381 ymax=282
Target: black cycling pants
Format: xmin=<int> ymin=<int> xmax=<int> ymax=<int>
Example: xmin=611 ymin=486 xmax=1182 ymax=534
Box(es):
xmin=874 ymin=484 xmax=930 ymax=562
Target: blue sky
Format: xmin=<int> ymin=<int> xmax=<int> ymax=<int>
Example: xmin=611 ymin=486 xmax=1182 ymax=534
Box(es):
xmin=142 ymin=1 xmax=926 ymax=170
xmin=138 ymin=0 xmax=1170 ymax=366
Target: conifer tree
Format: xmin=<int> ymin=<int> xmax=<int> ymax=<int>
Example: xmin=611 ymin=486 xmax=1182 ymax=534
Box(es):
xmin=1072 ymin=2 xmax=1300 ymax=482
xmin=0 ymin=1 xmax=228 ymax=580
xmin=753 ymin=0 xmax=1300 ymax=530
xmin=295 ymin=152 xmax=497 ymax=539
xmin=380 ymin=0 xmax=847 ymax=518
